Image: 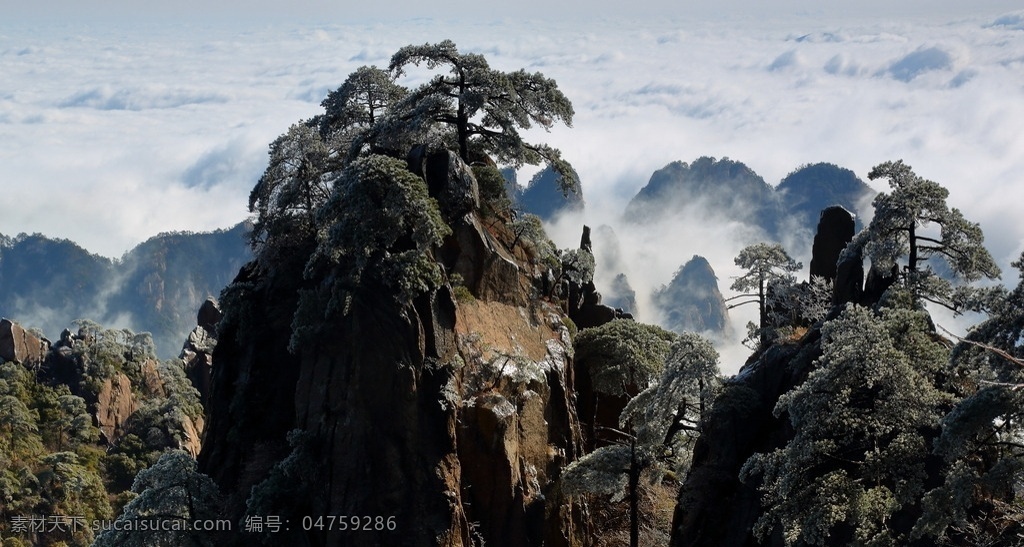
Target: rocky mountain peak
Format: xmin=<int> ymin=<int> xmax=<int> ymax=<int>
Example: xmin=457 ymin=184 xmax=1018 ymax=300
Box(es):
xmin=198 ymin=147 xmax=601 ymax=546
xmin=653 ymin=255 xmax=730 ymax=335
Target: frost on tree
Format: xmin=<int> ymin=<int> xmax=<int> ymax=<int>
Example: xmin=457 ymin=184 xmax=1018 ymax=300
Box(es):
xmin=320 ymin=65 xmax=406 ymax=139
xmin=563 ymin=331 xmax=719 ymax=547
xmin=727 ymin=242 xmax=802 ymax=348
xmin=574 ymin=319 xmax=676 ymax=397
xmin=248 ymin=122 xmax=335 ymax=264
xmin=380 ymin=39 xmax=580 ymax=196
xmin=915 ymin=252 xmax=1024 ymax=543
xmin=289 ymin=154 xmax=451 ymax=349
xmin=863 ymin=159 xmax=1000 ymax=310
xmin=621 ymin=332 xmax=721 ymax=476
xmin=93 ymin=450 xmax=221 ymax=547
xmin=741 ymin=304 xmax=952 ymax=546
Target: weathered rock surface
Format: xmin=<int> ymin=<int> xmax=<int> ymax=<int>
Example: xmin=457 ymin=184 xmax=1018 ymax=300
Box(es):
xmin=0 ymin=318 xmax=48 ymax=366
xmin=834 ymin=241 xmax=865 ymax=306
xmin=442 ymin=214 xmax=529 ymax=307
xmin=196 ymin=297 xmax=223 ymax=334
xmin=200 ymin=151 xmax=591 ymax=547
xmin=180 ymin=297 xmax=221 ymax=406
xmin=410 ymin=145 xmax=481 ymax=222
xmin=139 ymin=359 xmax=166 ymax=398
xmin=95 ymin=372 xmax=138 ymax=444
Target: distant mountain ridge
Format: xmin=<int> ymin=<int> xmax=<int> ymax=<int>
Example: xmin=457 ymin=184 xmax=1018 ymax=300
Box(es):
xmin=601 ymin=158 xmax=875 ymax=340
xmin=0 ymin=222 xmax=251 ymax=358
xmin=776 ymin=162 xmax=872 ymax=233
xmin=625 ymin=157 xmax=875 ymax=237
xmin=626 ymin=157 xmax=778 ymax=228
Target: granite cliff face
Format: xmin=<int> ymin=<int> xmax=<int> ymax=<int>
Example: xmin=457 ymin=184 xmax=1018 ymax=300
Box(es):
xmin=199 ymin=151 xmax=595 ymax=546
xmin=0 ymin=317 xmax=48 ymax=366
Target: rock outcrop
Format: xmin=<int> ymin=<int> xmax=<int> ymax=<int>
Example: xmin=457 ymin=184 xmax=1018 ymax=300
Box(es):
xmin=409 ymin=145 xmax=481 ymax=222
xmin=560 ymin=226 xmax=631 ymax=330
xmin=808 ymin=206 xmax=855 ymax=281
xmin=652 ymin=255 xmax=729 ymax=335
xmin=443 ymin=214 xmax=529 ymax=307
xmin=94 ymin=372 xmax=138 ymax=444
xmin=180 ymin=297 xmax=221 ymax=406
xmin=199 ymin=150 xmax=592 ymax=547
xmin=0 ymin=318 xmax=48 ymax=366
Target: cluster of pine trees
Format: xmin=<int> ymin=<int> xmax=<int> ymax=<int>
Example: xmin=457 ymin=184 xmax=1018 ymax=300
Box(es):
xmin=0 ymin=323 xmax=207 ymax=546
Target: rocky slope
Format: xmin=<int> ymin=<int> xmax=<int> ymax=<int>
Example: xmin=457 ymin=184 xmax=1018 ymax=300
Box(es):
xmin=198 ymin=150 xmax=614 ymax=546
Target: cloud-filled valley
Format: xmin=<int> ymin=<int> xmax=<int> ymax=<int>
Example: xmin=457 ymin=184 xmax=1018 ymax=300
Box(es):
xmin=2 ymin=10 xmax=1023 ymax=371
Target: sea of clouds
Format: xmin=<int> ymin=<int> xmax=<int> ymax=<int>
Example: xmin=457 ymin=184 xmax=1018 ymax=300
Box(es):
xmin=2 ymin=9 xmax=1022 ymax=372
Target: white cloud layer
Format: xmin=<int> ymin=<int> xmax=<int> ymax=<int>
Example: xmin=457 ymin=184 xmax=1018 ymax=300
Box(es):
xmin=2 ymin=9 xmax=1023 ymax=372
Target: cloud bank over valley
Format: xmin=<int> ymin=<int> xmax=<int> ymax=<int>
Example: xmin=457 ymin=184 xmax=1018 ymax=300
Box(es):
xmin=2 ymin=10 xmax=1023 ymax=370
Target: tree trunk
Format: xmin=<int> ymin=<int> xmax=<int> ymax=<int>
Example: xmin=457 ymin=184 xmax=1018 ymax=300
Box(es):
xmin=908 ymin=223 xmax=917 ymax=275
xmin=457 ymin=73 xmax=469 ymax=161
xmin=629 ymin=437 xmax=640 ymax=547
xmin=758 ymin=274 xmax=768 ymax=347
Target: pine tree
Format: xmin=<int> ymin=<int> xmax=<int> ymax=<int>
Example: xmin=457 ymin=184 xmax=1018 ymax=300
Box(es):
xmin=93 ymin=450 xmax=221 ymax=547
xmin=742 ymin=303 xmax=952 ymax=546
xmin=864 ymin=160 xmax=1000 ymax=309
xmin=565 ymin=330 xmax=718 ymax=547
xmin=728 ymin=242 xmax=802 ymax=348
xmin=381 ymin=40 xmax=579 ymax=195
xmin=248 ymin=122 xmax=335 ymax=263
xmin=914 ymin=253 xmax=1024 ymax=543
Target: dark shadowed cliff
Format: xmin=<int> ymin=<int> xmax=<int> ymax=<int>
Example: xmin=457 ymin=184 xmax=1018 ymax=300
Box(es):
xmin=198 ymin=150 xmax=603 ymax=547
